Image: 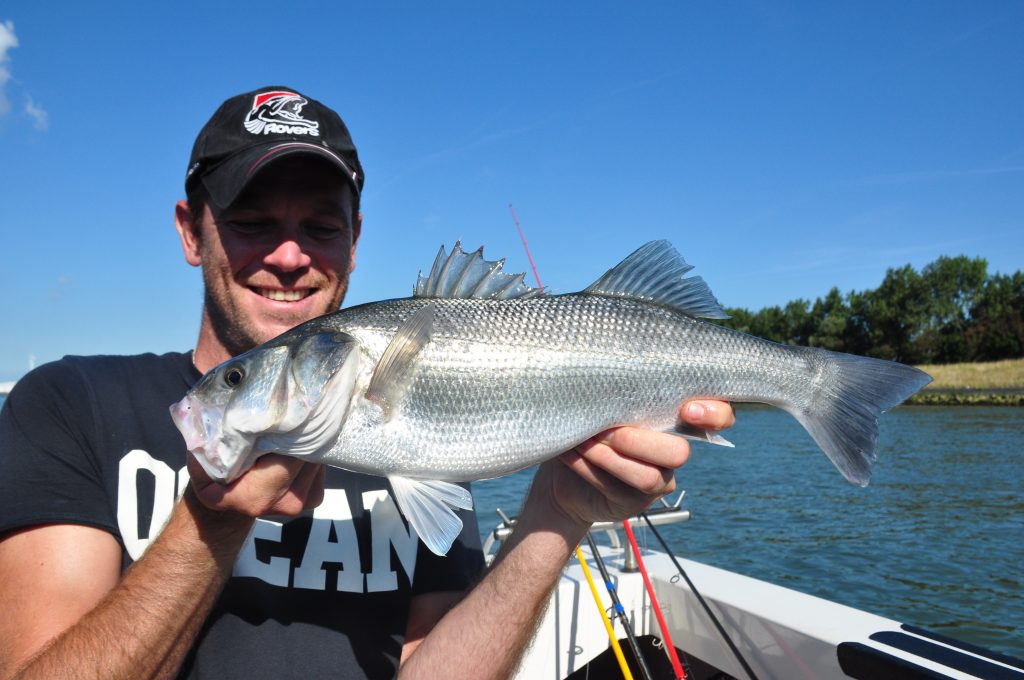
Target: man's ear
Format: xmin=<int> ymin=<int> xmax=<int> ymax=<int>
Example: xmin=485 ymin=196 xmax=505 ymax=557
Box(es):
xmin=349 ymin=211 xmax=363 ymax=273
xmin=175 ymin=199 xmax=202 ymax=267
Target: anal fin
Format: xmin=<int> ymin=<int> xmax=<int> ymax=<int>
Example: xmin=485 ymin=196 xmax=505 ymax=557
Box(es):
xmin=388 ymin=476 xmax=474 ymax=556
xmin=671 ymin=422 xmax=734 ymax=448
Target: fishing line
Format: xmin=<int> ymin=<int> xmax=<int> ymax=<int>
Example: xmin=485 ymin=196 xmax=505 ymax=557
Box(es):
xmin=623 ymin=519 xmax=688 ymax=680
xmin=585 ymin=533 xmax=655 ymax=680
xmin=576 ymin=545 xmax=635 ymax=680
xmin=640 ymin=513 xmax=761 ymax=680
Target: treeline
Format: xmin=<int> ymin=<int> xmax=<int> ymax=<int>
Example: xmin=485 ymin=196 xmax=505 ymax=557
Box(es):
xmin=716 ymin=256 xmax=1024 ymax=365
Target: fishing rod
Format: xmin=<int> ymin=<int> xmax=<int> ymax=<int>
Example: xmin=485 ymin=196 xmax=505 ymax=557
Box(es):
xmin=585 ymin=533 xmax=655 ymax=680
xmin=508 ymin=204 xmax=544 ymax=290
xmin=576 ymin=546 xmax=635 ymax=680
xmin=640 ymin=514 xmax=761 ymax=680
xmin=622 ymin=520 xmax=689 ymax=680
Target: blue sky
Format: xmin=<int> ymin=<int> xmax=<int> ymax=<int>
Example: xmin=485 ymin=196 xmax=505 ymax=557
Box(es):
xmin=0 ymin=2 xmax=1021 ymax=381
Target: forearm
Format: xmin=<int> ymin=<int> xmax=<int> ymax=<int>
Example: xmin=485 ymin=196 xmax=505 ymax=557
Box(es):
xmin=399 ymin=477 xmax=589 ymax=680
xmin=10 ymin=488 xmax=252 ymax=680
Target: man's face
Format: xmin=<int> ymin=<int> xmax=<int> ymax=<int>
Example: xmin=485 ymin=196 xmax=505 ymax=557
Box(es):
xmin=187 ymin=156 xmax=359 ymax=358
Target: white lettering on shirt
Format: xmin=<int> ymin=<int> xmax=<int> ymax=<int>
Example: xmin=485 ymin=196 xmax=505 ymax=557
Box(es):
xmin=363 ymin=489 xmax=418 ymax=592
xmin=293 ymin=489 xmax=364 ymax=592
xmin=117 ymin=449 xmax=178 ymax=560
xmin=114 ymin=451 xmax=418 ymax=591
xmin=233 ymin=518 xmax=291 ymax=587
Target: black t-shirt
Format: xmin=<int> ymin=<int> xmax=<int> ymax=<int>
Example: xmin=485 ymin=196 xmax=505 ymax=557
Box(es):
xmin=0 ymin=352 xmax=484 ymax=679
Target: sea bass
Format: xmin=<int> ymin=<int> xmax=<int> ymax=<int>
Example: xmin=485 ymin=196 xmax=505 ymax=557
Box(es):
xmin=171 ymin=241 xmax=931 ymax=555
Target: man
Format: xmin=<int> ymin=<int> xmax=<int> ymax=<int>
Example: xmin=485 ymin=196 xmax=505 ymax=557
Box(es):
xmin=0 ymin=86 xmax=735 ymax=679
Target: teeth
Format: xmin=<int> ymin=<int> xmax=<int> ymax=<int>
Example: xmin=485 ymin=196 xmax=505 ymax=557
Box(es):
xmin=258 ymin=289 xmax=309 ymax=302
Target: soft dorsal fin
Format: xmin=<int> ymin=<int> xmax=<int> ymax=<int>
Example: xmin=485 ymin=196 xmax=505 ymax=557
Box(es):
xmin=414 ymin=242 xmax=544 ymax=300
xmin=585 ymin=240 xmax=729 ymax=319
xmin=366 ymin=304 xmax=435 ymax=420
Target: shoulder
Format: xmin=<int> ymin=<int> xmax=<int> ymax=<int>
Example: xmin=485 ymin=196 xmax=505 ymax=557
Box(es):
xmin=15 ymin=352 xmax=192 ymax=385
xmin=5 ymin=352 xmax=196 ymax=421
xmin=58 ymin=352 xmax=194 ymax=381
xmin=58 ymin=352 xmax=195 ymax=393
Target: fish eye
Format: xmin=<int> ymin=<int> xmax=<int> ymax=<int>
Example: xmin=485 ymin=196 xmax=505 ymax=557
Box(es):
xmin=224 ymin=366 xmax=245 ymax=388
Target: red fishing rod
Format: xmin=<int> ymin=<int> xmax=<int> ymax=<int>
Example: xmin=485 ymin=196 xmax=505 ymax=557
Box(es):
xmin=623 ymin=520 xmax=688 ymax=679
xmin=508 ymin=204 xmax=544 ymax=290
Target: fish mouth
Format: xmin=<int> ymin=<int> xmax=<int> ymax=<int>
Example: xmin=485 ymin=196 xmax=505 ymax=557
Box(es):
xmin=170 ymin=395 xmax=208 ymax=453
xmin=251 ymin=287 xmax=316 ymax=302
xmin=170 ymin=394 xmax=252 ymax=482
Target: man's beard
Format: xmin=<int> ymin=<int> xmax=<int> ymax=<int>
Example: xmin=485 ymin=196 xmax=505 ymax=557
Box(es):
xmin=200 ymin=273 xmax=349 ymax=359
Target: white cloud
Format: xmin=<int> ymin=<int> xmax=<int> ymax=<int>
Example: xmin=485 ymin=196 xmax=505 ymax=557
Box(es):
xmin=0 ymin=20 xmax=17 ymax=116
xmin=25 ymin=95 xmax=46 ymax=130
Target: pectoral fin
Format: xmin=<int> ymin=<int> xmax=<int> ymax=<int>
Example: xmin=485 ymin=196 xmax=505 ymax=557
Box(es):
xmin=388 ymin=476 xmax=474 ymax=556
xmin=365 ymin=304 xmax=435 ymax=420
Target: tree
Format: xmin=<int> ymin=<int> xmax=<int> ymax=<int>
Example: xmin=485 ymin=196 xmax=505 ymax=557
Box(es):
xmin=918 ymin=256 xmax=988 ymax=363
xmin=809 ymin=287 xmax=850 ymax=351
xmin=710 ymin=256 xmax=1022 ymax=364
xmin=866 ymin=265 xmax=929 ymax=363
xmin=966 ymin=272 xmax=1024 ymax=360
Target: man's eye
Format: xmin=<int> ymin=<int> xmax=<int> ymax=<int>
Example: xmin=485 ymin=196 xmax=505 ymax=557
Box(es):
xmin=306 ymin=224 xmax=344 ymax=239
xmin=227 ymin=220 xmax=272 ymax=234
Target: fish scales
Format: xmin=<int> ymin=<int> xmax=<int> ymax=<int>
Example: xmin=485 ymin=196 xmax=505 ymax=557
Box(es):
xmin=321 ymin=294 xmax=813 ymax=481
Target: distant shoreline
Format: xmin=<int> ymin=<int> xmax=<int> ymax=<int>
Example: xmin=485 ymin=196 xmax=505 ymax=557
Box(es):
xmin=910 ymin=358 xmax=1024 ymax=405
xmin=907 ymin=388 xmax=1023 ymax=406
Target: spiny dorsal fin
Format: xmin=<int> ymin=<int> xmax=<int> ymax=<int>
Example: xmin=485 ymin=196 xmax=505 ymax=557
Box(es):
xmin=414 ymin=242 xmax=544 ymax=300
xmin=584 ymin=240 xmax=729 ymax=319
xmin=366 ymin=304 xmax=435 ymax=420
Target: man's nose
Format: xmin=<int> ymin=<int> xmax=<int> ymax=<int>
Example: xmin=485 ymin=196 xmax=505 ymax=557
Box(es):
xmin=264 ymin=239 xmax=312 ymax=271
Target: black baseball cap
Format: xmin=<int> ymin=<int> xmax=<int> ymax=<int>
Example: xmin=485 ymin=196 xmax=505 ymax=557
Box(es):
xmin=185 ymin=86 xmax=364 ymax=209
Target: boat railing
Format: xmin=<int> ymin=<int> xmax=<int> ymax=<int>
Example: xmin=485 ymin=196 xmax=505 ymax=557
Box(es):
xmin=482 ymin=493 xmax=691 ymax=566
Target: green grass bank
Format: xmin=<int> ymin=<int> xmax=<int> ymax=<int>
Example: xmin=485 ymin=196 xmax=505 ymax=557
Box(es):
xmin=908 ymin=358 xmax=1024 ymax=406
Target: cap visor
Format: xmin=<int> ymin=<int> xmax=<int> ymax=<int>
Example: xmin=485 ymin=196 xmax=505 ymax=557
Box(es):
xmin=202 ymin=142 xmax=360 ymax=209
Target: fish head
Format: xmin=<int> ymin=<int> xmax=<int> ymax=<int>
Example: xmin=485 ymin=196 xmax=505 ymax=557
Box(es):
xmin=170 ymin=330 xmax=361 ymax=482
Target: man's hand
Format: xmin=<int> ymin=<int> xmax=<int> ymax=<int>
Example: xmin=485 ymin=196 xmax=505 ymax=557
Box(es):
xmin=534 ymin=399 xmax=735 ymax=528
xmin=187 ymin=454 xmax=326 ymax=518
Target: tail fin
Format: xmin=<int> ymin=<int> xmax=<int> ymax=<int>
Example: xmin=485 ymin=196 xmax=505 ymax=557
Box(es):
xmin=789 ymin=349 xmax=932 ymax=486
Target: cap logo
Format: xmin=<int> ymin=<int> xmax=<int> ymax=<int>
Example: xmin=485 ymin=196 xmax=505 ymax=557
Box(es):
xmin=243 ymin=91 xmax=320 ymax=137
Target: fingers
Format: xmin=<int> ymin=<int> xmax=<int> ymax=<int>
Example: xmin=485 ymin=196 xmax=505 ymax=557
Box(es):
xmin=281 ymin=460 xmax=325 ymax=513
xmin=539 ymin=403 xmax=736 ymax=527
xmin=560 ymin=448 xmax=677 ymax=503
xmin=680 ymin=399 xmax=736 ymax=431
xmin=574 ymin=428 xmax=688 ymax=495
xmin=586 ymin=427 xmax=690 ymax=470
xmin=188 ymin=453 xmax=325 ymax=517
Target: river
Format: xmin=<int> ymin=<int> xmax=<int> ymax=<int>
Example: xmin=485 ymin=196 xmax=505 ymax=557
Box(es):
xmin=472 ymin=405 xmax=1024 ymax=658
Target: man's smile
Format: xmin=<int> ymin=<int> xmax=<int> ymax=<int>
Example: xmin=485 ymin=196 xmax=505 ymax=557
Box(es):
xmin=251 ymin=287 xmax=316 ymax=302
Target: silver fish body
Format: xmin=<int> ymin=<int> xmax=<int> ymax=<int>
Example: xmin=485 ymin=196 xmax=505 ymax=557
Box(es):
xmin=171 ymin=241 xmax=931 ymax=555
xmin=323 ymin=294 xmax=847 ymax=481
